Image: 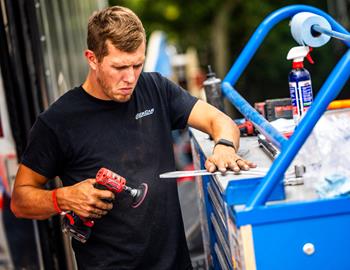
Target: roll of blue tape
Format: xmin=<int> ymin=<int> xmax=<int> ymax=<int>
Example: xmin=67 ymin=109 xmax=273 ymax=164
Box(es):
xmin=290 ymin=12 xmax=332 ymax=47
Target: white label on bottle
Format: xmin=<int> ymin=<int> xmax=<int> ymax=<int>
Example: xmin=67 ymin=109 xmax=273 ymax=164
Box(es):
xmin=289 ymin=80 xmax=313 ymax=123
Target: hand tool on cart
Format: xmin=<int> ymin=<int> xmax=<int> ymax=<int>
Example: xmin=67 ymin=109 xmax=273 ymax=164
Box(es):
xmin=257 ymin=133 xmax=280 ymax=159
xmin=238 ymin=120 xmax=256 ymax=136
xmin=160 ymin=167 xmax=269 ymax=178
xmin=62 ymin=168 xmax=148 ymax=243
xmin=160 ymin=166 xmax=303 ymax=186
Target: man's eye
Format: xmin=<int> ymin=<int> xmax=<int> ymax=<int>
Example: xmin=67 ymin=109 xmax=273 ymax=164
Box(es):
xmin=134 ymin=64 xmax=143 ymax=69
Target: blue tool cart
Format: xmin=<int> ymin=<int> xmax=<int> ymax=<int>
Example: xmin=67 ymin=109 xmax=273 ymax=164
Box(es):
xmin=190 ymin=5 xmax=350 ymax=270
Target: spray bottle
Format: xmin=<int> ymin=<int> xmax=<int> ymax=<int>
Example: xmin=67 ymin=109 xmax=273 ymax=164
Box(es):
xmin=287 ymin=46 xmax=314 ymax=124
xmin=203 ymin=65 xmax=225 ymax=112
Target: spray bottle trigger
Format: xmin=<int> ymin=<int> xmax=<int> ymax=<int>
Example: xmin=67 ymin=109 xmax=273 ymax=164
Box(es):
xmin=306 ymin=47 xmax=314 ymax=64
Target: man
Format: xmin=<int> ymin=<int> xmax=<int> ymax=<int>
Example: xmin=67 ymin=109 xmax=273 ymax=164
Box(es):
xmin=11 ymin=6 xmax=255 ymax=270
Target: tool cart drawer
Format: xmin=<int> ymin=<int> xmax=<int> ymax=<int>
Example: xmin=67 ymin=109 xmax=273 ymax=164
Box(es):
xmin=235 ymin=196 xmax=350 ymax=270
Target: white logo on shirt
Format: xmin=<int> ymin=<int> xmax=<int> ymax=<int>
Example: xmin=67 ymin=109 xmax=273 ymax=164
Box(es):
xmin=135 ymin=108 xmax=155 ymax=120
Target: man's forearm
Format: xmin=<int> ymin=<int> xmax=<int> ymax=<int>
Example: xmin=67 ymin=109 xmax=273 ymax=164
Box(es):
xmin=209 ymin=112 xmax=240 ymax=151
xmin=188 ymin=100 xmax=240 ymax=150
xmin=11 ymin=186 xmax=57 ymax=220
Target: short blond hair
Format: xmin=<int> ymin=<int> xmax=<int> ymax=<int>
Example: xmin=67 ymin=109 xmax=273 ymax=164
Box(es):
xmin=87 ymin=6 xmax=146 ymax=61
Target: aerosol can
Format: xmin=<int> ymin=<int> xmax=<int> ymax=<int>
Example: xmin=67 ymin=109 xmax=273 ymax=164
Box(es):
xmin=203 ymin=65 xmax=225 ymax=112
xmin=287 ymin=46 xmax=314 ymax=124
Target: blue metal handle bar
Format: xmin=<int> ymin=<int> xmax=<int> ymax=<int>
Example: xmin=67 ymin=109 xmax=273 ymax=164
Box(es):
xmin=312 ymin=24 xmax=350 ymax=42
xmin=223 ymin=4 xmax=350 ymax=87
xmin=247 ymin=48 xmax=350 ymax=209
xmin=222 ymin=82 xmax=287 ymax=149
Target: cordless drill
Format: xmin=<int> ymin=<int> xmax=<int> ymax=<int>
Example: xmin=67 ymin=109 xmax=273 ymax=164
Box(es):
xmin=61 ymin=168 xmax=148 ymax=243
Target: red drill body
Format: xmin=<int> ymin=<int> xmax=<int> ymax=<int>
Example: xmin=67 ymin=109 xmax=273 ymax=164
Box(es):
xmin=62 ymin=168 xmax=148 ymax=243
xmin=95 ymin=168 xmax=126 ymax=193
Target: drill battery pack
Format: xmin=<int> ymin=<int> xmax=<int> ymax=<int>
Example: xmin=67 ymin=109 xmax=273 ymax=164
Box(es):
xmin=62 ymin=212 xmax=93 ymax=243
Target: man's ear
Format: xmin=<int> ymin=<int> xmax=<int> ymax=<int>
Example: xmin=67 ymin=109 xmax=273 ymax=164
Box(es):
xmin=84 ymin=50 xmax=98 ymax=70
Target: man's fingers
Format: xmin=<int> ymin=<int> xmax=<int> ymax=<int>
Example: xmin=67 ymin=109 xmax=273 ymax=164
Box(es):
xmin=236 ymin=159 xmax=257 ymax=170
xmin=90 ymin=208 xmax=107 ymax=216
xmin=205 ymin=159 xmax=216 ymax=172
xmin=218 ymin=157 xmax=252 ymax=172
xmin=96 ymin=209 xmax=108 ymax=216
xmin=95 ymin=199 xmax=113 ymax=211
xmin=88 ymin=213 xmax=103 ymax=219
xmin=206 ymin=155 xmax=256 ymax=173
xmin=245 ymin=160 xmax=257 ymax=168
xmin=215 ymin=159 xmax=227 ymax=172
xmin=227 ymin=160 xmax=240 ymax=172
xmin=81 ymin=190 xmax=114 ymax=213
xmin=234 ymin=159 xmax=248 ymax=171
xmin=85 ymin=207 xmax=109 ymax=219
xmin=87 ymin=178 xmax=96 ymax=185
xmin=95 ymin=189 xmax=115 ymax=201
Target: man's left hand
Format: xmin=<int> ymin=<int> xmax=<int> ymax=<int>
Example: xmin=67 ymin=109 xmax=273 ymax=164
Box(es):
xmin=205 ymin=144 xmax=256 ymax=173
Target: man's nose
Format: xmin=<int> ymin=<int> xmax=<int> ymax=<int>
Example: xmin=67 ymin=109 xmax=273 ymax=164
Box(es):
xmin=123 ymin=67 xmax=136 ymax=83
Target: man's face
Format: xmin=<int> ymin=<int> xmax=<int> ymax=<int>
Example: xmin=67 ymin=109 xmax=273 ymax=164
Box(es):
xmin=95 ymin=41 xmax=145 ymax=102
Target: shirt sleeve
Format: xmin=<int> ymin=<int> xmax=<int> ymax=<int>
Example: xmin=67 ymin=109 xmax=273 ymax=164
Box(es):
xmin=21 ymin=117 xmax=64 ymax=179
xmin=163 ymin=76 xmax=198 ymax=130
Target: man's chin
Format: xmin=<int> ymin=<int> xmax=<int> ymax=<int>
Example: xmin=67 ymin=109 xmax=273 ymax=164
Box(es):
xmin=112 ymin=95 xmax=132 ymax=103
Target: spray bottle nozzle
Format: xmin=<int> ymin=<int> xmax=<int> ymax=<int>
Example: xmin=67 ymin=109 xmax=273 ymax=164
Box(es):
xmin=306 ymin=47 xmax=314 ymax=64
xmin=206 ymin=65 xmax=216 ymax=78
xmin=287 ymin=46 xmax=315 ymax=65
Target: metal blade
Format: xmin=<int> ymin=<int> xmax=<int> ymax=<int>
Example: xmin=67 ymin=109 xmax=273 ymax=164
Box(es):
xmin=159 ymin=167 xmax=269 ymax=179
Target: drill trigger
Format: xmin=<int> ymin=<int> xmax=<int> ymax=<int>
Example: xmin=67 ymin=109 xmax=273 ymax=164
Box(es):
xmin=65 ymin=213 xmax=75 ymax=225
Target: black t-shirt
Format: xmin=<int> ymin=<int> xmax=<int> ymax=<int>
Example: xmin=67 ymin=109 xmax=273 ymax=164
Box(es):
xmin=22 ymin=72 xmax=198 ymax=270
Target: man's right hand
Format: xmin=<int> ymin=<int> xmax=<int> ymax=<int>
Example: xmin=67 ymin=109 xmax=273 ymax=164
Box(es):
xmin=11 ymin=165 xmax=114 ymax=220
xmin=56 ymin=179 xmax=115 ymax=219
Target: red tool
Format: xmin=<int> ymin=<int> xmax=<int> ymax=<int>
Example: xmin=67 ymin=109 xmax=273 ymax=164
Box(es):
xmin=62 ymin=168 xmax=148 ymax=243
xmin=238 ymin=120 xmax=255 ymax=136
